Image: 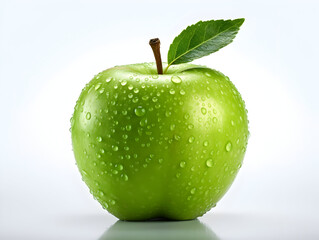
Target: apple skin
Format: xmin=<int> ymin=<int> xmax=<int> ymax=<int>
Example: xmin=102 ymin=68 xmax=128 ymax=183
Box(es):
xmin=71 ymin=62 xmax=249 ymax=220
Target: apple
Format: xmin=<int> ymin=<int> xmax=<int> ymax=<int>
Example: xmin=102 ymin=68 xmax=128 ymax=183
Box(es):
xmin=71 ymin=18 xmax=248 ymax=220
xmin=71 ymin=62 xmax=248 ymax=220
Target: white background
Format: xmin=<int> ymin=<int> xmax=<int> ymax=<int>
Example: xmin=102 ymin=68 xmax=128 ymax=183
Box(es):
xmin=1 ymin=0 xmax=318 ymax=239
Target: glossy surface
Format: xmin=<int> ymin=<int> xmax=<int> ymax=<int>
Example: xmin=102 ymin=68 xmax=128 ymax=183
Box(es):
xmin=71 ymin=63 xmax=249 ymax=220
xmin=2 ymin=212 xmax=318 ymax=240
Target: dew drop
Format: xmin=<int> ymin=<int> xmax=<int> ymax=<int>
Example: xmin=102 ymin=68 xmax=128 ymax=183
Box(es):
xmin=97 ymin=136 xmax=102 ymax=142
xmin=112 ymin=145 xmax=119 ymax=151
xmin=180 ymin=161 xmax=186 ymax=168
xmin=103 ymin=202 xmax=109 ymax=209
xmin=206 ymin=159 xmax=213 ymax=167
xmin=188 ymin=136 xmax=195 ymax=143
xmin=201 ymin=107 xmax=207 ymax=115
xmin=95 ymin=83 xmax=101 ymax=90
xmin=86 ymin=112 xmax=91 ymax=120
xmin=190 ymin=188 xmax=196 ymax=194
xmin=171 ymin=76 xmax=182 ymax=84
xmin=169 ymin=89 xmax=175 ymax=94
xmin=135 ymin=107 xmax=146 ymax=116
xmin=121 ymin=80 xmax=127 ymax=86
xmin=180 ymin=89 xmax=186 ymax=95
xmin=225 ymin=141 xmax=232 ymax=152
xmin=105 ymin=77 xmax=113 ymax=83
xmin=139 ymin=118 xmax=147 ymax=127
xmin=203 ymin=140 xmax=209 ymax=147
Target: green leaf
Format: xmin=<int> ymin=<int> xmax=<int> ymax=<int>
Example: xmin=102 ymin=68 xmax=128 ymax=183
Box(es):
xmin=166 ymin=18 xmax=245 ymax=71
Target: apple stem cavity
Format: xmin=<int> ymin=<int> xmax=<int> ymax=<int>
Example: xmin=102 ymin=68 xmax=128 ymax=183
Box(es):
xmin=149 ymin=38 xmax=163 ymax=75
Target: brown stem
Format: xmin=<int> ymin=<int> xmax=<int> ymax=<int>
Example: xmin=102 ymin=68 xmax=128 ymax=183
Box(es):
xmin=149 ymin=38 xmax=163 ymax=75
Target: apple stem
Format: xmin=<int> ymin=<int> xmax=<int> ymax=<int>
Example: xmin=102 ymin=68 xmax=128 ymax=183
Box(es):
xmin=149 ymin=38 xmax=163 ymax=75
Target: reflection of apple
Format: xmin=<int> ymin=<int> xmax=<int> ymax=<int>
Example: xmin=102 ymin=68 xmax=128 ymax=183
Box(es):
xmin=99 ymin=219 xmax=219 ymax=240
xmin=71 ymin=62 xmax=249 ymax=220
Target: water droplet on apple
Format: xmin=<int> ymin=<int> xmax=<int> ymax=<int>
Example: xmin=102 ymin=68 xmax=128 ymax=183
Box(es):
xmin=180 ymin=161 xmax=186 ymax=168
xmin=97 ymin=136 xmax=102 ymax=142
xmin=213 ymin=117 xmax=217 ymax=123
xmin=165 ymin=111 xmax=171 ymax=117
xmin=206 ymin=159 xmax=213 ymax=167
xmin=203 ymin=140 xmax=209 ymax=147
xmin=86 ymin=112 xmax=91 ymax=120
xmin=188 ymin=124 xmax=194 ymax=129
xmin=190 ymin=188 xmax=196 ymax=194
xmin=170 ymin=124 xmax=175 ymax=131
xmin=128 ymin=93 xmax=133 ymax=98
xmin=152 ymin=97 xmax=158 ymax=102
xmin=121 ymin=80 xmax=127 ymax=86
xmin=105 ymin=77 xmax=113 ymax=83
xmin=132 ymin=97 xmax=138 ymax=103
xmin=110 ymin=199 xmax=116 ymax=205
xmin=188 ymin=136 xmax=195 ymax=143
xmin=180 ymin=89 xmax=186 ymax=95
xmin=171 ymin=76 xmax=182 ymax=84
xmin=139 ymin=118 xmax=147 ymax=127
xmin=122 ymin=174 xmax=129 ymax=181
xmin=158 ymin=158 xmax=164 ymax=164
xmin=112 ymin=145 xmax=119 ymax=151
xmin=128 ymin=84 xmax=133 ymax=90
xmin=169 ymin=89 xmax=175 ymax=94
xmin=102 ymin=202 xmax=109 ymax=209
xmin=95 ymin=83 xmax=101 ymax=90
xmin=176 ymin=173 xmax=181 ymax=178
xmin=225 ymin=141 xmax=232 ymax=152
xmin=231 ymin=120 xmax=235 ymax=126
xmin=201 ymin=107 xmax=207 ymax=115
xmin=135 ymin=106 xmax=145 ymax=116
xmin=126 ymin=125 xmax=132 ymax=131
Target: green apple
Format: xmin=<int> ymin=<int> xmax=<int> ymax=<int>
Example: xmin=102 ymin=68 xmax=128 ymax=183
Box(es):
xmin=71 ymin=62 xmax=248 ymax=220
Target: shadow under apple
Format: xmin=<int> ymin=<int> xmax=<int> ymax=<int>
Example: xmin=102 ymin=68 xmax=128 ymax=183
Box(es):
xmin=98 ymin=219 xmax=219 ymax=240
